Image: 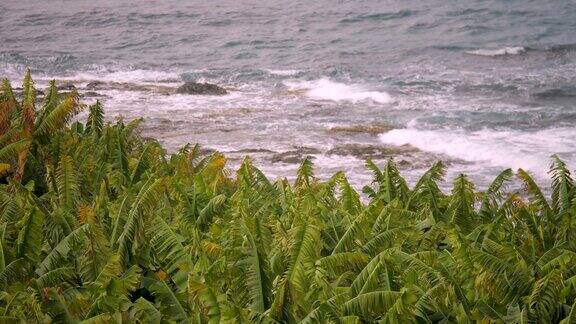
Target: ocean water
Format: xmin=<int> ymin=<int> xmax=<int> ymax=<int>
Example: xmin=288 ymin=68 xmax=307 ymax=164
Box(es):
xmin=2 ymin=0 xmax=576 ymax=190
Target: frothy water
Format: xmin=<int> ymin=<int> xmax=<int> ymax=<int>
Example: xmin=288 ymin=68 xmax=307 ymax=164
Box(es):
xmin=380 ymin=127 xmax=576 ymax=178
xmin=465 ymin=46 xmax=527 ymax=57
xmin=284 ymin=78 xmax=392 ymax=103
xmin=2 ymin=0 xmax=576 ymax=190
xmin=61 ymin=69 xmax=181 ymax=84
xmin=266 ymin=69 xmax=303 ymax=77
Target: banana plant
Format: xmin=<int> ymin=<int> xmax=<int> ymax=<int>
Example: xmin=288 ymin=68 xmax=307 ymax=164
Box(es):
xmin=0 ymin=73 xmax=575 ymax=323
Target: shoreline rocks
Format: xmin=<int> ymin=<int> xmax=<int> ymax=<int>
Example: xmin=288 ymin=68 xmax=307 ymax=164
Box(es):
xmin=327 ymin=123 xmax=395 ymax=135
xmin=85 ymin=81 xmax=174 ymax=94
xmin=176 ymin=82 xmax=228 ymax=95
xmin=85 ymin=81 xmax=106 ymax=90
xmin=270 ymin=147 xmax=321 ymax=164
xmin=82 ymin=80 xmax=229 ymax=96
xmin=326 ymin=143 xmax=419 ymax=160
xmin=57 ymin=82 xmax=76 ymax=91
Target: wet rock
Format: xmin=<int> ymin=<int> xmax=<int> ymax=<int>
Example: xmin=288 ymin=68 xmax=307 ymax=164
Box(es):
xmin=326 ymin=144 xmax=418 ymax=159
xmin=233 ymin=148 xmax=277 ymax=154
xmin=398 ymin=159 xmax=411 ymax=167
xmin=85 ymin=81 xmax=174 ymax=94
xmin=12 ymin=88 xmax=44 ymax=97
xmin=218 ymin=128 xmax=237 ymax=133
xmin=271 ymin=154 xmax=314 ymax=164
xmin=327 ymin=123 xmax=395 ymax=135
xmin=116 ymin=83 xmax=172 ymax=94
xmin=200 ymin=147 xmax=217 ymax=155
xmin=57 ymin=82 xmax=76 ymax=91
xmin=270 ymin=147 xmax=320 ymax=164
xmin=533 ymin=88 xmax=576 ymax=99
xmin=81 ymin=91 xmax=106 ymax=98
xmin=85 ymin=81 xmax=106 ymax=90
xmin=176 ymin=82 xmax=228 ymax=95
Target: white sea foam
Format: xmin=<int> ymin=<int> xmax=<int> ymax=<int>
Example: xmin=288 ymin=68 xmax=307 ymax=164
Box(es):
xmin=49 ymin=68 xmax=182 ymax=84
xmin=465 ymin=46 xmax=526 ymax=57
xmin=379 ymin=127 xmax=576 ymax=176
xmin=266 ymin=69 xmax=303 ymax=76
xmin=0 ymin=63 xmax=27 ymax=81
xmin=285 ymin=78 xmax=392 ymax=103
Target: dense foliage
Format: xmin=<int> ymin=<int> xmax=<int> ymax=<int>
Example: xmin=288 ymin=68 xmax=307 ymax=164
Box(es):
xmin=1 ymin=72 xmax=576 ymax=323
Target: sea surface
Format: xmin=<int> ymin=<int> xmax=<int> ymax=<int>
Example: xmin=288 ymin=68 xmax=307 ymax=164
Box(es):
xmin=2 ymin=0 xmax=576 ymax=190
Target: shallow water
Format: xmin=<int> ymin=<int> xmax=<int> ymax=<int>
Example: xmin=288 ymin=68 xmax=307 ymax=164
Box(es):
xmin=2 ymin=0 xmax=576 ymax=190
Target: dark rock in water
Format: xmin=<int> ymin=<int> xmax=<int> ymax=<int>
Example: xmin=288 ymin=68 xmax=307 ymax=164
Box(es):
xmin=326 ymin=144 xmax=418 ymax=159
xmin=200 ymin=147 xmax=217 ymax=155
xmin=85 ymin=81 xmax=174 ymax=94
xmin=85 ymin=81 xmax=106 ymax=90
xmin=13 ymin=88 xmax=44 ymax=97
xmin=57 ymin=82 xmax=76 ymax=91
xmin=233 ymin=148 xmax=277 ymax=154
xmin=116 ymin=83 xmax=173 ymax=94
xmin=270 ymin=147 xmax=320 ymax=164
xmin=327 ymin=123 xmax=396 ymax=135
xmin=176 ymin=82 xmax=228 ymax=95
xmin=398 ymin=160 xmax=411 ymax=167
xmin=81 ymin=91 xmax=106 ymax=98
xmin=533 ymin=88 xmax=576 ymax=99
xmin=271 ymin=153 xmax=316 ymax=164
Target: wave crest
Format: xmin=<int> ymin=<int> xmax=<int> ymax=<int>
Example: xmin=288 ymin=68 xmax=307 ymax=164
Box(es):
xmin=284 ymin=78 xmax=391 ymax=103
xmin=465 ymin=46 xmax=526 ymax=57
xmin=379 ymin=127 xmax=575 ymax=175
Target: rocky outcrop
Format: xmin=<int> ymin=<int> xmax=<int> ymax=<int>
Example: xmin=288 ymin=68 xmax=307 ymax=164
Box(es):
xmin=81 ymin=80 xmax=228 ymax=96
xmin=233 ymin=148 xmax=276 ymax=154
xmin=81 ymin=91 xmax=107 ymax=98
xmin=326 ymin=144 xmax=418 ymax=160
xmin=57 ymin=82 xmax=76 ymax=91
xmin=84 ymin=81 xmax=173 ymax=94
xmin=176 ymin=82 xmax=228 ymax=95
xmin=327 ymin=123 xmax=395 ymax=135
xmin=85 ymin=81 xmax=106 ymax=90
xmin=270 ymin=147 xmax=320 ymax=164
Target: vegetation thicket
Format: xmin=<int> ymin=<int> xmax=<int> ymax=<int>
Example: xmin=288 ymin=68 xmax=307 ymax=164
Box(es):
xmin=0 ymin=71 xmax=575 ymax=323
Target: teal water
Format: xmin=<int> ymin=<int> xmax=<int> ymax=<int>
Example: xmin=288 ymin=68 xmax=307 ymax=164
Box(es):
xmin=2 ymin=0 xmax=576 ymax=188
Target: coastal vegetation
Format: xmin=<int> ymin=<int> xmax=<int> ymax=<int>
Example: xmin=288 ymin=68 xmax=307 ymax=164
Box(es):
xmin=1 ymin=72 xmax=576 ymax=323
